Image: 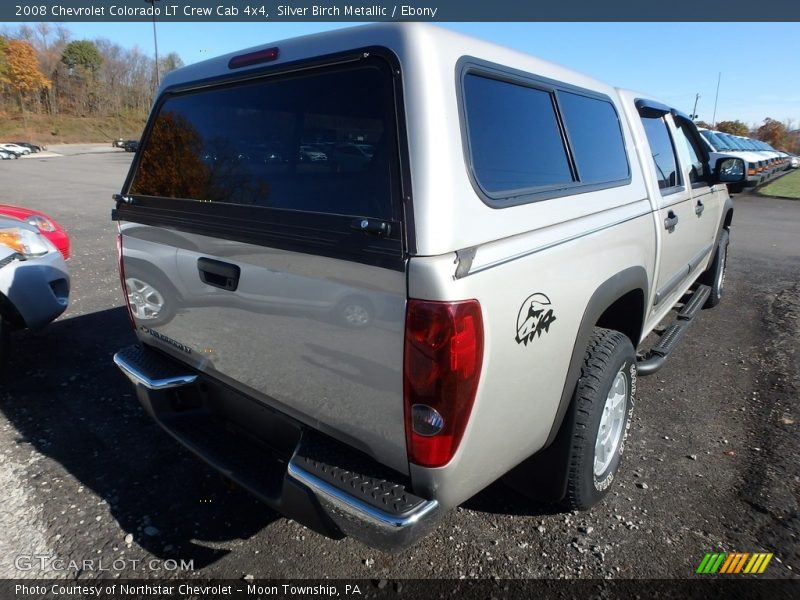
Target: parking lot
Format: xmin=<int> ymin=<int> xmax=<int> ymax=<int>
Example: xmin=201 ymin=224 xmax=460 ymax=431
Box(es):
xmin=0 ymin=147 xmax=798 ymax=580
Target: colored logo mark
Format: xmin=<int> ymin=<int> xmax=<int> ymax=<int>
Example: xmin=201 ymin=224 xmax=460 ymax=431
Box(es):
xmin=696 ymin=552 xmax=773 ymax=574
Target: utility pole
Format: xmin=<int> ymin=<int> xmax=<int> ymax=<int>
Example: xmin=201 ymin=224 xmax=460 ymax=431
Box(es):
xmin=711 ymin=73 xmax=722 ymax=128
xmin=144 ymin=0 xmax=161 ymax=88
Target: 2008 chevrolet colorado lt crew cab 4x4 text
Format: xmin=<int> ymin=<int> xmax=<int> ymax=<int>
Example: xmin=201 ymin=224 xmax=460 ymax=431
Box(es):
xmin=112 ymin=24 xmax=745 ymax=551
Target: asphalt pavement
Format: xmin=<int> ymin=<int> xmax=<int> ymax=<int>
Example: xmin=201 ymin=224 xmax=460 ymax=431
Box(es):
xmin=0 ymin=148 xmax=797 ymax=580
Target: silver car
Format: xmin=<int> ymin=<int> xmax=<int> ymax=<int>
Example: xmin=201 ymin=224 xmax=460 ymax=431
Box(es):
xmin=0 ymin=217 xmax=70 ymax=361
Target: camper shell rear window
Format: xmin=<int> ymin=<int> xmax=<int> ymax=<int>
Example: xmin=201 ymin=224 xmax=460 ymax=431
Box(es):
xmin=128 ymin=57 xmax=400 ymax=221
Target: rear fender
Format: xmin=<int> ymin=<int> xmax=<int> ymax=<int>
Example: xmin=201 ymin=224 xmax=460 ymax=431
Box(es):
xmin=504 ymin=266 xmax=648 ymax=501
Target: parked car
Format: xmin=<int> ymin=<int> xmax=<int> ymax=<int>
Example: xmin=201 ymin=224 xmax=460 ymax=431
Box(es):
xmin=0 ymin=217 xmax=70 ymax=363
xmin=0 ymin=143 xmax=31 ymax=156
xmin=112 ymin=138 xmax=126 ymax=148
xmin=0 ymin=147 xmax=21 ymax=159
xmin=12 ymin=142 xmax=44 ymax=153
xmin=123 ymin=140 xmax=139 ymax=152
xmin=0 ymin=150 xmax=14 ymax=160
xmin=113 ymin=23 xmax=743 ymax=551
xmin=299 ymin=145 xmax=328 ymax=162
xmin=0 ymin=205 xmax=70 ymax=260
xmin=791 ymin=156 xmax=799 ymax=169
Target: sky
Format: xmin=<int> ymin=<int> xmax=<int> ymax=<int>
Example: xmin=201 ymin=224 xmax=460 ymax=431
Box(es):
xmin=19 ymin=21 xmax=800 ymax=127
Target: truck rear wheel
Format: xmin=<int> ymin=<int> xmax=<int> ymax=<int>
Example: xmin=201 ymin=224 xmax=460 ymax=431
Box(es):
xmin=563 ymin=328 xmax=636 ymax=510
xmin=335 ymin=296 xmax=374 ymax=328
xmin=123 ymin=265 xmax=176 ymax=326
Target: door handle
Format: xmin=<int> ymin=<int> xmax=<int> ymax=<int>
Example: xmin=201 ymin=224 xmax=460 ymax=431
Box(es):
xmin=664 ymin=211 xmax=679 ymax=231
xmin=695 ymin=200 xmax=705 ymax=216
xmin=350 ymin=217 xmax=391 ymax=237
xmin=197 ymin=257 xmax=240 ymax=291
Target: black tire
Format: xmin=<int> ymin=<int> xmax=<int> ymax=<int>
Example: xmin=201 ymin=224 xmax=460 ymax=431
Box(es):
xmin=700 ymin=229 xmax=729 ymax=309
xmin=563 ymin=328 xmax=636 ymax=511
xmin=123 ymin=265 xmax=177 ymax=326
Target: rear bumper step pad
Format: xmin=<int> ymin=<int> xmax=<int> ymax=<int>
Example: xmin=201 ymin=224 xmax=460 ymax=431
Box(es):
xmin=113 ymin=344 xmax=198 ymax=390
xmin=113 ymin=343 xmax=438 ymax=551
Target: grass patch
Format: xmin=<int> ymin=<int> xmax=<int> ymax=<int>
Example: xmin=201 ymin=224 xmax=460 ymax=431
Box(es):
xmin=760 ymin=169 xmax=800 ymax=199
xmin=0 ymin=112 xmax=146 ymax=146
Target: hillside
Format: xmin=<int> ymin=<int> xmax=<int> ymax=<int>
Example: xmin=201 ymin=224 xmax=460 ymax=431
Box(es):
xmin=0 ymin=112 xmax=146 ymax=145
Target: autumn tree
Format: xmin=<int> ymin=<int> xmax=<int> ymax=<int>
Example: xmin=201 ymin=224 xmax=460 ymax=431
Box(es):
xmin=694 ymin=120 xmax=712 ymax=129
xmin=787 ymin=129 xmax=800 ymax=155
xmin=755 ymin=118 xmax=789 ymax=151
xmin=21 ymin=23 xmax=71 ymax=115
xmin=94 ymin=42 xmax=157 ymax=115
xmin=1 ymin=25 xmax=161 ymax=119
xmin=4 ymin=39 xmax=50 ymax=114
xmin=130 ymin=111 xmax=212 ymax=199
xmin=715 ymin=120 xmax=750 ymax=137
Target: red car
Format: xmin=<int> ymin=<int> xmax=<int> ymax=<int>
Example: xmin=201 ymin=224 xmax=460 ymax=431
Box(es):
xmin=0 ymin=204 xmax=70 ymax=259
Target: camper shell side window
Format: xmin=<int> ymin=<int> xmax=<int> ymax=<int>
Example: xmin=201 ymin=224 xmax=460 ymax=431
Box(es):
xmin=457 ymin=57 xmax=631 ymax=208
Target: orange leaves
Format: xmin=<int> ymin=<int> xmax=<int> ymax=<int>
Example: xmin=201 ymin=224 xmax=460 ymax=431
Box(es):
xmin=4 ymin=39 xmax=51 ymax=94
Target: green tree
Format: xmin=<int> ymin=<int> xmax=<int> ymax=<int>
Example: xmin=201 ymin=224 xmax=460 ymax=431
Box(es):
xmin=60 ymin=40 xmax=102 ymax=73
xmin=59 ymin=40 xmax=103 ymax=115
xmin=715 ymin=120 xmax=750 ymax=136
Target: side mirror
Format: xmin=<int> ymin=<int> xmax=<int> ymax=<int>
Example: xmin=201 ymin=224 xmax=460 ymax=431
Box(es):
xmin=713 ymin=156 xmax=745 ymax=184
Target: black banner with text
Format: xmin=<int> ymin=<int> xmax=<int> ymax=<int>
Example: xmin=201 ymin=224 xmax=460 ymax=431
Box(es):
xmin=3 ymin=0 xmax=800 ymax=22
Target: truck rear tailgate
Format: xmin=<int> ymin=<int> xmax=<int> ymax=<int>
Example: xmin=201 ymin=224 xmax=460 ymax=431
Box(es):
xmin=115 ymin=52 xmax=410 ymax=474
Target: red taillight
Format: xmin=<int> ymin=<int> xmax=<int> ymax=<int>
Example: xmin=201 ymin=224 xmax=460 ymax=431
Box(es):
xmin=116 ymin=230 xmax=135 ymax=329
xmin=228 ymin=47 xmax=279 ymax=69
xmin=403 ymin=299 xmax=484 ymax=468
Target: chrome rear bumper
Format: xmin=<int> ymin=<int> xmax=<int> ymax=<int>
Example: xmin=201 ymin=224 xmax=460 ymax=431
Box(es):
xmin=113 ymin=343 xmax=439 ymax=551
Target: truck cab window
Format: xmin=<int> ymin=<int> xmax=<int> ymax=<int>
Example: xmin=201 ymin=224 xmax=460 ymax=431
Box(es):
xmin=640 ymin=116 xmax=681 ymax=191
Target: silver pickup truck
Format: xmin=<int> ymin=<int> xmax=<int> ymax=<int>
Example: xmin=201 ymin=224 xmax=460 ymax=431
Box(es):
xmin=112 ymin=24 xmax=744 ymax=551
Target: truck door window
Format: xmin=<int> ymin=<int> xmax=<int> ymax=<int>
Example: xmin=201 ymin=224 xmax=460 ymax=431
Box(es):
xmin=673 ymin=126 xmax=707 ymax=186
xmin=640 ymin=116 xmax=681 ymax=192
